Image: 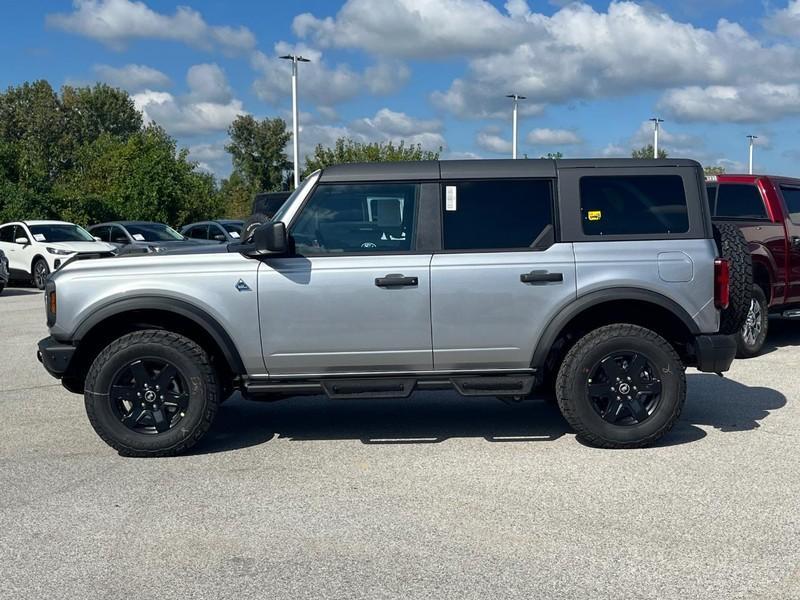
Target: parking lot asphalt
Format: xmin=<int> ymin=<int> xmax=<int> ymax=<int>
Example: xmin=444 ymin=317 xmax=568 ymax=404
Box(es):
xmin=1 ymin=287 xmax=798 ymax=600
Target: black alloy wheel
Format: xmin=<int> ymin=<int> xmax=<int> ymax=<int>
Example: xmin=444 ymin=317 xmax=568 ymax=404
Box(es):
xmin=587 ymin=351 xmax=662 ymax=426
xmin=110 ymin=358 xmax=190 ymax=434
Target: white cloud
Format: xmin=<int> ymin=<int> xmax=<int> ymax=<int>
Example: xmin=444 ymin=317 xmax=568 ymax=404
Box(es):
xmin=763 ymin=0 xmax=800 ymax=37
xmin=428 ymin=2 xmax=800 ymax=120
xmin=476 ymin=127 xmax=512 ymax=154
xmin=527 ymin=128 xmax=582 ymax=146
xmin=188 ymin=140 xmax=231 ymax=176
xmin=252 ymin=43 xmax=410 ymax=108
xmin=659 ymin=84 xmax=800 ymax=123
xmin=186 ymin=63 xmax=233 ymax=103
xmin=47 ymin=0 xmax=255 ymax=54
xmin=132 ymin=64 xmax=245 ymax=136
xmin=293 ymin=0 xmax=531 ymax=58
xmin=93 ymin=63 xmax=170 ymax=91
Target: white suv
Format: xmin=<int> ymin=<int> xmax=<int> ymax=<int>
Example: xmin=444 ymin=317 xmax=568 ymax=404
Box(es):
xmin=0 ymin=221 xmax=115 ymax=289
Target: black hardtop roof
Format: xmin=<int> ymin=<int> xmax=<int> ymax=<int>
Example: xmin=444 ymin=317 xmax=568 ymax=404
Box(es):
xmin=318 ymin=158 xmax=702 ymax=183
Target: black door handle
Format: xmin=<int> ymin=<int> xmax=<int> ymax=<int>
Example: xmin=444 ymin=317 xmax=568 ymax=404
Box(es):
xmin=520 ymin=271 xmax=563 ymax=284
xmin=375 ymin=274 xmax=419 ymax=287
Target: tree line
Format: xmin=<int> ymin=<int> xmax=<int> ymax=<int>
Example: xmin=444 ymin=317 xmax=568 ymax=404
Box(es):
xmin=0 ymin=80 xmax=439 ymax=226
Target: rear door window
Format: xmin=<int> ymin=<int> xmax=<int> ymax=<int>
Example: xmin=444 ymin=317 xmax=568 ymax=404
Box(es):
xmin=780 ymin=186 xmax=800 ymax=224
xmin=714 ymin=184 xmax=768 ymax=220
xmin=580 ymin=175 xmax=689 ymax=235
xmin=441 ymin=179 xmax=553 ymax=250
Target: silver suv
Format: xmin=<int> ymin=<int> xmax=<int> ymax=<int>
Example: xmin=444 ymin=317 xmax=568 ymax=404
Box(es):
xmin=37 ymin=159 xmax=751 ymax=456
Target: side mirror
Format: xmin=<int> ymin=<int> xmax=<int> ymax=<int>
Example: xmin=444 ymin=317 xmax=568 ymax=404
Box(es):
xmin=213 ymin=234 xmax=226 ymax=242
xmin=252 ymin=221 xmax=288 ymax=255
xmin=93 ymin=236 xmax=102 ymax=242
xmin=15 ymin=237 xmax=29 ymax=245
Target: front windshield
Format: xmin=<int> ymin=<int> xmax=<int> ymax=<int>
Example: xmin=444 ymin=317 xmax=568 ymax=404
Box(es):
xmin=270 ymin=172 xmax=319 ymax=224
xmin=29 ymin=224 xmax=95 ymax=243
xmin=125 ymin=223 xmax=185 ymax=242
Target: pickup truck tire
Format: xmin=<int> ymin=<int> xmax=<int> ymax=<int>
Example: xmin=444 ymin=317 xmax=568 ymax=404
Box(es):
xmin=242 ymin=213 xmax=269 ymax=243
xmin=84 ymin=330 xmax=220 ymax=457
xmin=713 ymin=223 xmax=753 ymax=335
xmin=555 ymin=324 xmax=685 ymax=449
xmin=736 ymin=285 xmax=769 ymax=358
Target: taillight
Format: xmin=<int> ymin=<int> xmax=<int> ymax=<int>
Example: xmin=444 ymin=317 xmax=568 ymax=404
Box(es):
xmin=714 ymin=258 xmax=730 ymax=310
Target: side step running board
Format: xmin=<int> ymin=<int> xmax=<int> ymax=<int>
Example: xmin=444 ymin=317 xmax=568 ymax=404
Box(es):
xmin=782 ymin=309 xmax=800 ymax=319
xmin=244 ymin=373 xmax=536 ymax=400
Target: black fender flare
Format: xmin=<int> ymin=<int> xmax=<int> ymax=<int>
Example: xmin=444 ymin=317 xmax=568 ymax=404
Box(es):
xmin=531 ymin=287 xmax=701 ymax=369
xmin=72 ymin=296 xmax=246 ymax=374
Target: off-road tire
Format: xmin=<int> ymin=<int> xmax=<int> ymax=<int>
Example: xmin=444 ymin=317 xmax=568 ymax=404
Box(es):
xmin=32 ymin=258 xmax=49 ymax=290
xmin=736 ymin=285 xmax=769 ymax=358
xmin=713 ymin=223 xmax=752 ymax=335
xmin=84 ymin=330 xmax=219 ymax=457
xmin=242 ymin=212 xmax=269 ymax=243
xmin=555 ymin=324 xmax=686 ymax=449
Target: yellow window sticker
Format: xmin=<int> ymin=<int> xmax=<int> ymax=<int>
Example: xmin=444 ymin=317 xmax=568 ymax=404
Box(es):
xmin=588 ymin=210 xmax=602 ymax=221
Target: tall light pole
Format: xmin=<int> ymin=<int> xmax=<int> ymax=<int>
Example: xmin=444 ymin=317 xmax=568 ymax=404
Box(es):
xmin=747 ymin=135 xmax=758 ymax=175
xmin=280 ymin=54 xmax=310 ymax=188
xmin=506 ymin=94 xmax=526 ymax=159
xmin=650 ymin=118 xmax=664 ymax=158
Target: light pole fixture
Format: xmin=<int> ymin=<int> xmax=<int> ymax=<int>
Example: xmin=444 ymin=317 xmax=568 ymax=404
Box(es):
xmin=280 ymin=54 xmax=310 ymax=188
xmin=649 ymin=118 xmax=664 ymax=159
xmin=506 ymin=94 xmax=526 ymax=159
xmin=747 ymin=135 xmax=758 ymax=175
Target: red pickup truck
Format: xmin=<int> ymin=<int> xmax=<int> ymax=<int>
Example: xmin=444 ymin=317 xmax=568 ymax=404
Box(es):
xmin=706 ymin=174 xmax=800 ymax=356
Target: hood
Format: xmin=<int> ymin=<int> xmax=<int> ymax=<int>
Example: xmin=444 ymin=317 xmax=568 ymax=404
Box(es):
xmin=46 ymin=241 xmax=116 ymax=253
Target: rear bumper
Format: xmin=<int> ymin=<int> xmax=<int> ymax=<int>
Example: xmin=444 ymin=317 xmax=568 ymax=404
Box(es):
xmin=692 ymin=334 xmax=737 ymax=373
xmin=37 ymin=336 xmax=76 ymax=378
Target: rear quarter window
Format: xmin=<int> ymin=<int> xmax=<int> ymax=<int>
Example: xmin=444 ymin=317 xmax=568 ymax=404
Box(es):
xmin=780 ymin=186 xmax=800 ymax=224
xmin=580 ymin=175 xmax=689 ymax=236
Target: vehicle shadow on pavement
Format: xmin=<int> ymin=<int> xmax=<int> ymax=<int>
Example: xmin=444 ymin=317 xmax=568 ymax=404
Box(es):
xmin=191 ymin=374 xmax=786 ymax=454
xmin=679 ymin=373 xmax=786 ymax=434
xmin=761 ymin=318 xmax=800 ymax=355
xmin=193 ymin=394 xmax=571 ymax=454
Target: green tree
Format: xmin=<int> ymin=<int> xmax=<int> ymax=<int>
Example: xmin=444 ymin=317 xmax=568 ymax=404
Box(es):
xmin=303 ymin=138 xmax=440 ymax=177
xmin=632 ymin=144 xmax=668 ymax=159
xmin=53 ymin=125 xmax=223 ymax=226
xmin=226 ymin=115 xmax=291 ymax=192
xmin=218 ymin=171 xmax=255 ymax=220
xmin=61 ymin=84 xmax=142 ymax=152
xmin=704 ymin=165 xmax=726 ymax=176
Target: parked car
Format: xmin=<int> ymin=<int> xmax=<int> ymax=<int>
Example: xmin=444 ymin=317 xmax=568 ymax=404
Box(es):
xmin=88 ymin=221 xmax=214 ymax=254
xmin=0 ymin=221 xmax=116 ymax=289
xmin=706 ymin=174 xmax=800 ymax=356
xmin=181 ymin=220 xmax=244 ymax=244
xmin=0 ymin=249 xmax=8 ymax=295
xmin=38 ymin=159 xmax=751 ymax=457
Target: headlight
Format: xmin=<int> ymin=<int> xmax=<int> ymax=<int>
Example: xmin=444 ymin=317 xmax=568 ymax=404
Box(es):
xmin=46 ymin=247 xmax=73 ymax=256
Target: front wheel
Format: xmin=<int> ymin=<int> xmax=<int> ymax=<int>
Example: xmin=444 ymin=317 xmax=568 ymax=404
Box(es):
xmin=736 ymin=285 xmax=769 ymax=358
xmin=555 ymin=324 xmax=686 ymax=449
xmin=32 ymin=258 xmax=49 ymax=290
xmin=84 ymin=330 xmax=220 ymax=457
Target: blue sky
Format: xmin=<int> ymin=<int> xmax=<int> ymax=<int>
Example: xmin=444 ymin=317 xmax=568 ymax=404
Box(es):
xmin=2 ymin=0 xmax=800 ymax=178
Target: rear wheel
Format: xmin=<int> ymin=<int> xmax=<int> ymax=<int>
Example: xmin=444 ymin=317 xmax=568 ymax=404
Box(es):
xmin=84 ymin=330 xmax=219 ymax=457
xmin=32 ymin=258 xmax=49 ymax=290
xmin=736 ymin=285 xmax=769 ymax=358
xmin=555 ymin=324 xmax=686 ymax=448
